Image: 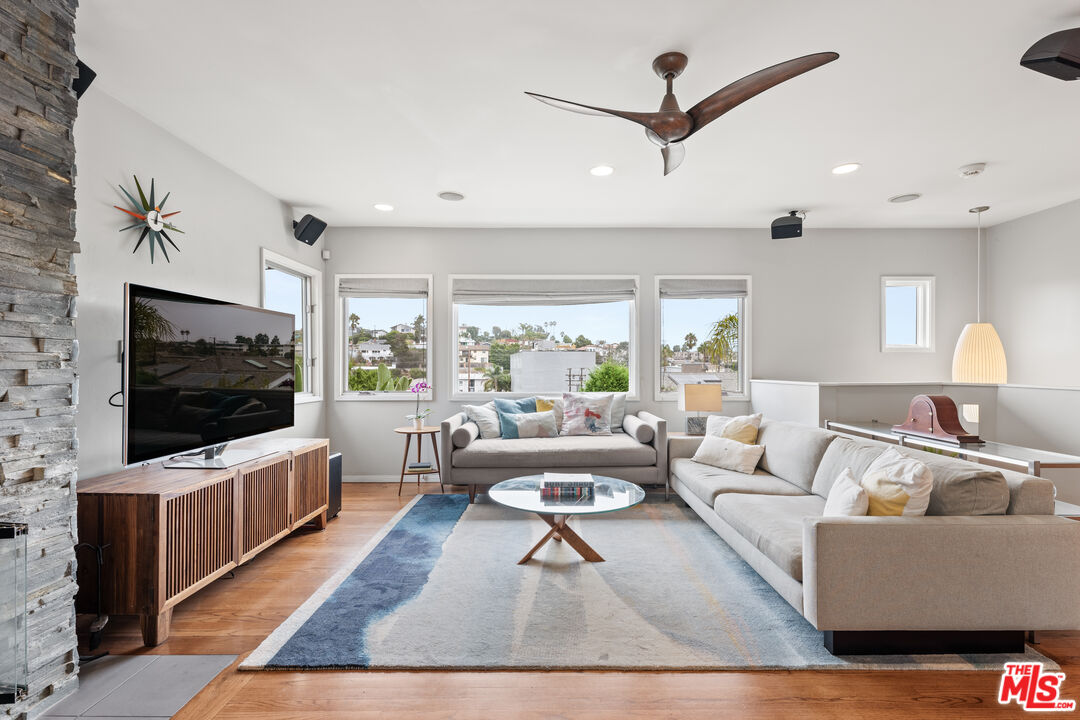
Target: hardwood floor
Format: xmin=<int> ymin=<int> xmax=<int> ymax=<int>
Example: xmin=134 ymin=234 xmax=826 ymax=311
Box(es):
xmin=85 ymin=483 xmax=1076 ymax=719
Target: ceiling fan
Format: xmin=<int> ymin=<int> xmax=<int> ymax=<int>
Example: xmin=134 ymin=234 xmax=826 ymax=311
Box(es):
xmin=525 ymin=51 xmax=839 ymax=175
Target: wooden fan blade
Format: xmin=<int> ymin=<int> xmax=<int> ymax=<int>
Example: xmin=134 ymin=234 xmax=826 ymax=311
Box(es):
xmin=525 ymin=92 xmax=660 ymax=131
xmin=686 ymin=52 xmax=838 ymax=136
xmin=661 ymin=142 xmax=685 ymax=175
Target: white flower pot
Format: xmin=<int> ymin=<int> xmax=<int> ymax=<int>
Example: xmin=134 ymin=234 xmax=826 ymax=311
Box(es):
xmin=413 ymin=417 xmax=424 ymax=431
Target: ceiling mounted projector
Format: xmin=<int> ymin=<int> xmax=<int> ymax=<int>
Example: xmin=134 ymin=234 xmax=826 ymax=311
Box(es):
xmin=1021 ymin=27 xmax=1080 ymax=80
xmin=771 ymin=211 xmax=803 ymax=239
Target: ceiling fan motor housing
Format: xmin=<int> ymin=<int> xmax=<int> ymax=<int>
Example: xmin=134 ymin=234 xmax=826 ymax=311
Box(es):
xmin=1021 ymin=27 xmax=1080 ymax=80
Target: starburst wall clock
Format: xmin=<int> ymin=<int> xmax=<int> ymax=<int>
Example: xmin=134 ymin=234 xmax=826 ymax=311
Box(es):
xmin=114 ymin=175 xmax=183 ymax=263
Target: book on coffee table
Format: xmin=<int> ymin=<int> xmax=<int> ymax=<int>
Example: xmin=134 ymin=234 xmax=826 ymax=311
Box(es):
xmin=541 ymin=472 xmax=594 ymax=489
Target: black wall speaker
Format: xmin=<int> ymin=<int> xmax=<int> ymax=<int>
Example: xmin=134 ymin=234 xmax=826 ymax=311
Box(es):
xmin=293 ymin=214 xmax=327 ymax=245
xmin=770 ymin=211 xmax=803 ymax=239
xmin=72 ymin=60 xmax=96 ymax=98
xmin=1021 ymin=28 xmax=1080 ymax=80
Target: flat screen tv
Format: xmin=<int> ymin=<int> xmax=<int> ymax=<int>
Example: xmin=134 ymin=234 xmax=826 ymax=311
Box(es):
xmin=123 ymin=283 xmax=296 ymax=466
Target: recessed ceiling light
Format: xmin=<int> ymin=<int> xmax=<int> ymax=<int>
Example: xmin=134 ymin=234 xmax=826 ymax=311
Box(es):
xmin=373 ymin=203 xmax=394 ymax=212
xmin=888 ymin=193 xmax=922 ymax=203
xmin=831 ymin=162 xmax=861 ymax=175
xmin=589 ymin=165 xmax=614 ymax=177
xmin=438 ymin=191 xmax=465 ymax=201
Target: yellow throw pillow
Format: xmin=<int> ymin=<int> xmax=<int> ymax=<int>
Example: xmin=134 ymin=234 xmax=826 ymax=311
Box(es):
xmin=534 ymin=396 xmax=563 ymax=432
xmin=535 ymin=397 xmax=554 ymax=412
xmin=861 ymin=470 xmax=911 ymax=516
xmin=859 ymin=448 xmax=933 ymax=517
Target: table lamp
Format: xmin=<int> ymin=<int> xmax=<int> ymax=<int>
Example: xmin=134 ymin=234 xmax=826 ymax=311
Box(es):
xmin=679 ymin=382 xmax=724 ymax=435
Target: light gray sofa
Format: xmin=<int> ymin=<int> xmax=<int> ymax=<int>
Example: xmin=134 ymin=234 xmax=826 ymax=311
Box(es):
xmin=441 ymin=411 xmax=667 ymax=501
xmin=670 ymin=418 xmax=1080 ymax=655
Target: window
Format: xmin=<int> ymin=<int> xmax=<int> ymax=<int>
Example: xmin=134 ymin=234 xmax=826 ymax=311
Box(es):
xmin=881 ymin=276 xmax=934 ymax=351
xmin=656 ymin=276 xmax=750 ymax=401
xmin=262 ymin=249 xmax=322 ymax=402
xmin=449 ymin=275 xmax=638 ymax=399
xmin=336 ymin=275 xmax=432 ymax=399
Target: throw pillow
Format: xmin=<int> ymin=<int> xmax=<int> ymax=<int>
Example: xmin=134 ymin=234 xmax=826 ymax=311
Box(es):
xmin=622 ymin=414 xmax=654 ymax=443
xmin=823 ymin=468 xmax=869 ymax=517
xmin=534 ymin=396 xmax=564 ymax=432
xmin=493 ymin=397 xmax=538 ymax=438
xmin=691 ymin=435 xmax=765 ymax=474
xmin=706 ymin=413 xmax=762 ymax=444
xmin=500 ymin=410 xmax=558 ymax=439
xmin=464 ymin=402 xmax=501 ymax=439
xmin=609 ymin=392 xmax=627 ymax=431
xmin=452 ymin=422 xmax=480 ymax=448
xmin=560 ymin=393 xmax=613 ymax=436
xmin=860 ymin=447 xmax=934 ymax=516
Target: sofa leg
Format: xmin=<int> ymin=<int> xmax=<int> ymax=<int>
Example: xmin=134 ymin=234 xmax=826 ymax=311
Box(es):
xmin=468 ymin=485 xmax=476 ymax=503
xmin=824 ymin=630 xmax=1026 ymax=656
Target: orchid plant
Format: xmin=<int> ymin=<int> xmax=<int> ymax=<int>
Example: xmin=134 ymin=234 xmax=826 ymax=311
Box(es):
xmin=406 ymin=380 xmax=432 ymax=422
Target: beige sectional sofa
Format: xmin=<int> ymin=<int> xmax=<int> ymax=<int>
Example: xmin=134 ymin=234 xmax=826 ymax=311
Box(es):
xmin=441 ymin=411 xmax=667 ymax=501
xmin=670 ymin=418 xmax=1080 ymax=655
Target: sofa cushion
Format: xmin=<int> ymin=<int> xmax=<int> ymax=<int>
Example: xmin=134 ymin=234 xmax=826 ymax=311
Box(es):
xmin=452 ymin=433 xmax=655 ymax=468
xmin=713 ymin=494 xmax=826 ymax=582
xmin=756 ymin=420 xmax=836 ymax=492
xmin=671 ymin=458 xmax=805 ymax=506
xmin=811 ymin=436 xmax=886 ymax=498
xmin=891 ymin=445 xmax=1010 ymax=516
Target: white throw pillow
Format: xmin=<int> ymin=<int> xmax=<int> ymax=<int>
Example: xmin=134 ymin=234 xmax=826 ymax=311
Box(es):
xmin=501 ymin=410 xmax=558 ymax=438
xmin=860 ymin=447 xmax=934 ymax=517
xmin=463 ymin=402 xmax=501 ymax=440
xmin=823 ymin=468 xmax=869 ymax=517
xmin=691 ymin=435 xmax=765 ymax=475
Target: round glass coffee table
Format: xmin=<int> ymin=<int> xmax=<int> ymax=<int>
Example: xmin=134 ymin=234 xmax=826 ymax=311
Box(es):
xmin=489 ymin=475 xmax=645 ymax=564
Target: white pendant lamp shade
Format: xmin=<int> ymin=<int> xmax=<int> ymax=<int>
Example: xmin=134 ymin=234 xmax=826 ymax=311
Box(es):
xmin=952 ymin=322 xmax=1007 ymax=384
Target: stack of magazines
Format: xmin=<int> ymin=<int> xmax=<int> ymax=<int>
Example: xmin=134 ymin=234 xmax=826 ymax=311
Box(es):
xmin=540 ymin=473 xmax=595 ymax=502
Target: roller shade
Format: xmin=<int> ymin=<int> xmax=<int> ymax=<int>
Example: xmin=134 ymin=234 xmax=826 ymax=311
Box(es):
xmin=452 ymin=276 xmax=637 ymax=306
xmin=658 ymin=277 xmax=748 ymax=299
xmin=338 ymin=276 xmax=429 ymax=298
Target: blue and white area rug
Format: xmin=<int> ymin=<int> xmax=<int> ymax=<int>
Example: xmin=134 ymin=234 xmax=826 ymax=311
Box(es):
xmin=241 ymin=494 xmax=1055 ymax=671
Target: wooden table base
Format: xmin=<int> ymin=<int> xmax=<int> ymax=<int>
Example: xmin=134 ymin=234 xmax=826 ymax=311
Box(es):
xmin=518 ymin=513 xmax=604 ymax=564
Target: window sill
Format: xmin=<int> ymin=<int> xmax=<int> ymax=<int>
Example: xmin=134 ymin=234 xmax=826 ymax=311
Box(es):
xmin=655 ymin=392 xmax=749 ymax=403
xmin=450 ymin=391 xmax=640 ymax=403
xmin=294 ymin=394 xmax=323 ymax=405
xmin=881 ymin=346 xmax=935 ymax=353
xmin=337 ymin=392 xmax=434 ymax=402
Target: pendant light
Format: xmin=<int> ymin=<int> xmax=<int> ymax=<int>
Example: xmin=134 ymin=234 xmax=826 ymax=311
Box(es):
xmin=951 ymin=206 xmax=1007 ymax=383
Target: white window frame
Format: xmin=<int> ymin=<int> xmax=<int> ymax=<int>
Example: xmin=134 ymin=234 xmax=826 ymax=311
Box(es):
xmin=881 ymin=276 xmax=935 ymax=352
xmin=655 ymin=275 xmax=752 ymax=402
xmin=447 ymin=274 xmax=640 ymax=402
xmin=261 ymin=249 xmax=322 ymax=404
xmin=335 ymin=273 xmax=434 ymax=402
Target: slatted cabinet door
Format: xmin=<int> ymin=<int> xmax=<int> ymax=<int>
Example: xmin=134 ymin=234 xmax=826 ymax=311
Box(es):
xmin=239 ymin=454 xmax=292 ymax=563
xmin=291 ymin=442 xmax=329 ymax=529
xmin=163 ymin=474 xmax=237 ymax=606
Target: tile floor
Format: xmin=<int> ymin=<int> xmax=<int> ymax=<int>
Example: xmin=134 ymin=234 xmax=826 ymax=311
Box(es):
xmin=43 ymin=654 xmax=235 ymax=719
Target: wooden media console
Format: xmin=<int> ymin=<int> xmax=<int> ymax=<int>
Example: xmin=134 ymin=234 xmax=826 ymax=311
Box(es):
xmin=76 ymin=437 xmax=329 ymax=646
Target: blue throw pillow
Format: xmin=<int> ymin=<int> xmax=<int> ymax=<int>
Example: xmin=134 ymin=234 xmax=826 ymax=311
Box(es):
xmin=493 ymin=397 xmax=537 ymax=438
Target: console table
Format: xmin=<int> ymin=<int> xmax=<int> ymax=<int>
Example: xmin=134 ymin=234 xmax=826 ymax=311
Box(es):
xmin=76 ymin=437 xmax=329 ymax=646
xmin=824 ymin=420 xmax=1080 ymax=478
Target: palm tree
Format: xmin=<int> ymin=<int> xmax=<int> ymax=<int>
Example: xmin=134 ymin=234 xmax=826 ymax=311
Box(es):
xmin=661 ymin=344 xmax=674 ymax=367
xmin=482 ymin=367 xmax=511 ymax=392
xmin=684 ymin=332 xmax=697 ymax=352
xmin=132 ymin=298 xmax=176 ymax=364
xmin=699 ymin=314 xmax=739 ymax=369
xmin=348 ymin=313 xmax=360 ymax=335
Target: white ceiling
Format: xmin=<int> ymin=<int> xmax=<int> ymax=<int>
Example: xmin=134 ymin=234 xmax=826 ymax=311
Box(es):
xmin=76 ymin=1 xmax=1080 ymax=228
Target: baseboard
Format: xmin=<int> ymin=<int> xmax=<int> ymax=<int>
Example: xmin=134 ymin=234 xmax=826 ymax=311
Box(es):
xmin=344 ymin=475 xmax=406 ymax=483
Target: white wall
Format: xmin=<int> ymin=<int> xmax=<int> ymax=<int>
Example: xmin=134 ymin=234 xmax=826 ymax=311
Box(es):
xmin=325 ymin=226 xmax=975 ymax=478
xmin=987 ymin=198 xmax=1080 ymax=389
xmin=73 ymin=90 xmax=326 ymax=479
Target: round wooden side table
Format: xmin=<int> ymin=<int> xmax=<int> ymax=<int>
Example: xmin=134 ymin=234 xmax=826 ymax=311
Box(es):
xmin=393 ymin=426 xmax=443 ymax=496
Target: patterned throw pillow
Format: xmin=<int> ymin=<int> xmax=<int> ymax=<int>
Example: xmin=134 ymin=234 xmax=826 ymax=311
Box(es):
xmin=500 ymin=410 xmax=558 ymax=439
xmin=860 ymin=448 xmax=933 ymax=516
xmin=706 ymin=413 xmax=762 ymax=444
xmin=493 ymin=397 xmax=538 ymax=438
xmin=560 ymin=393 xmax=613 ymax=436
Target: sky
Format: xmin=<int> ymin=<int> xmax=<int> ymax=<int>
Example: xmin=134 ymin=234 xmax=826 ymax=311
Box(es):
xmin=145 ymin=297 xmax=293 ymax=343
xmin=885 ymin=285 xmax=918 ymax=345
xmin=347 ymin=296 xmax=427 ymax=334
xmin=263 ymin=267 xmax=303 ymax=331
xmin=660 ymin=298 xmax=739 ymax=349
